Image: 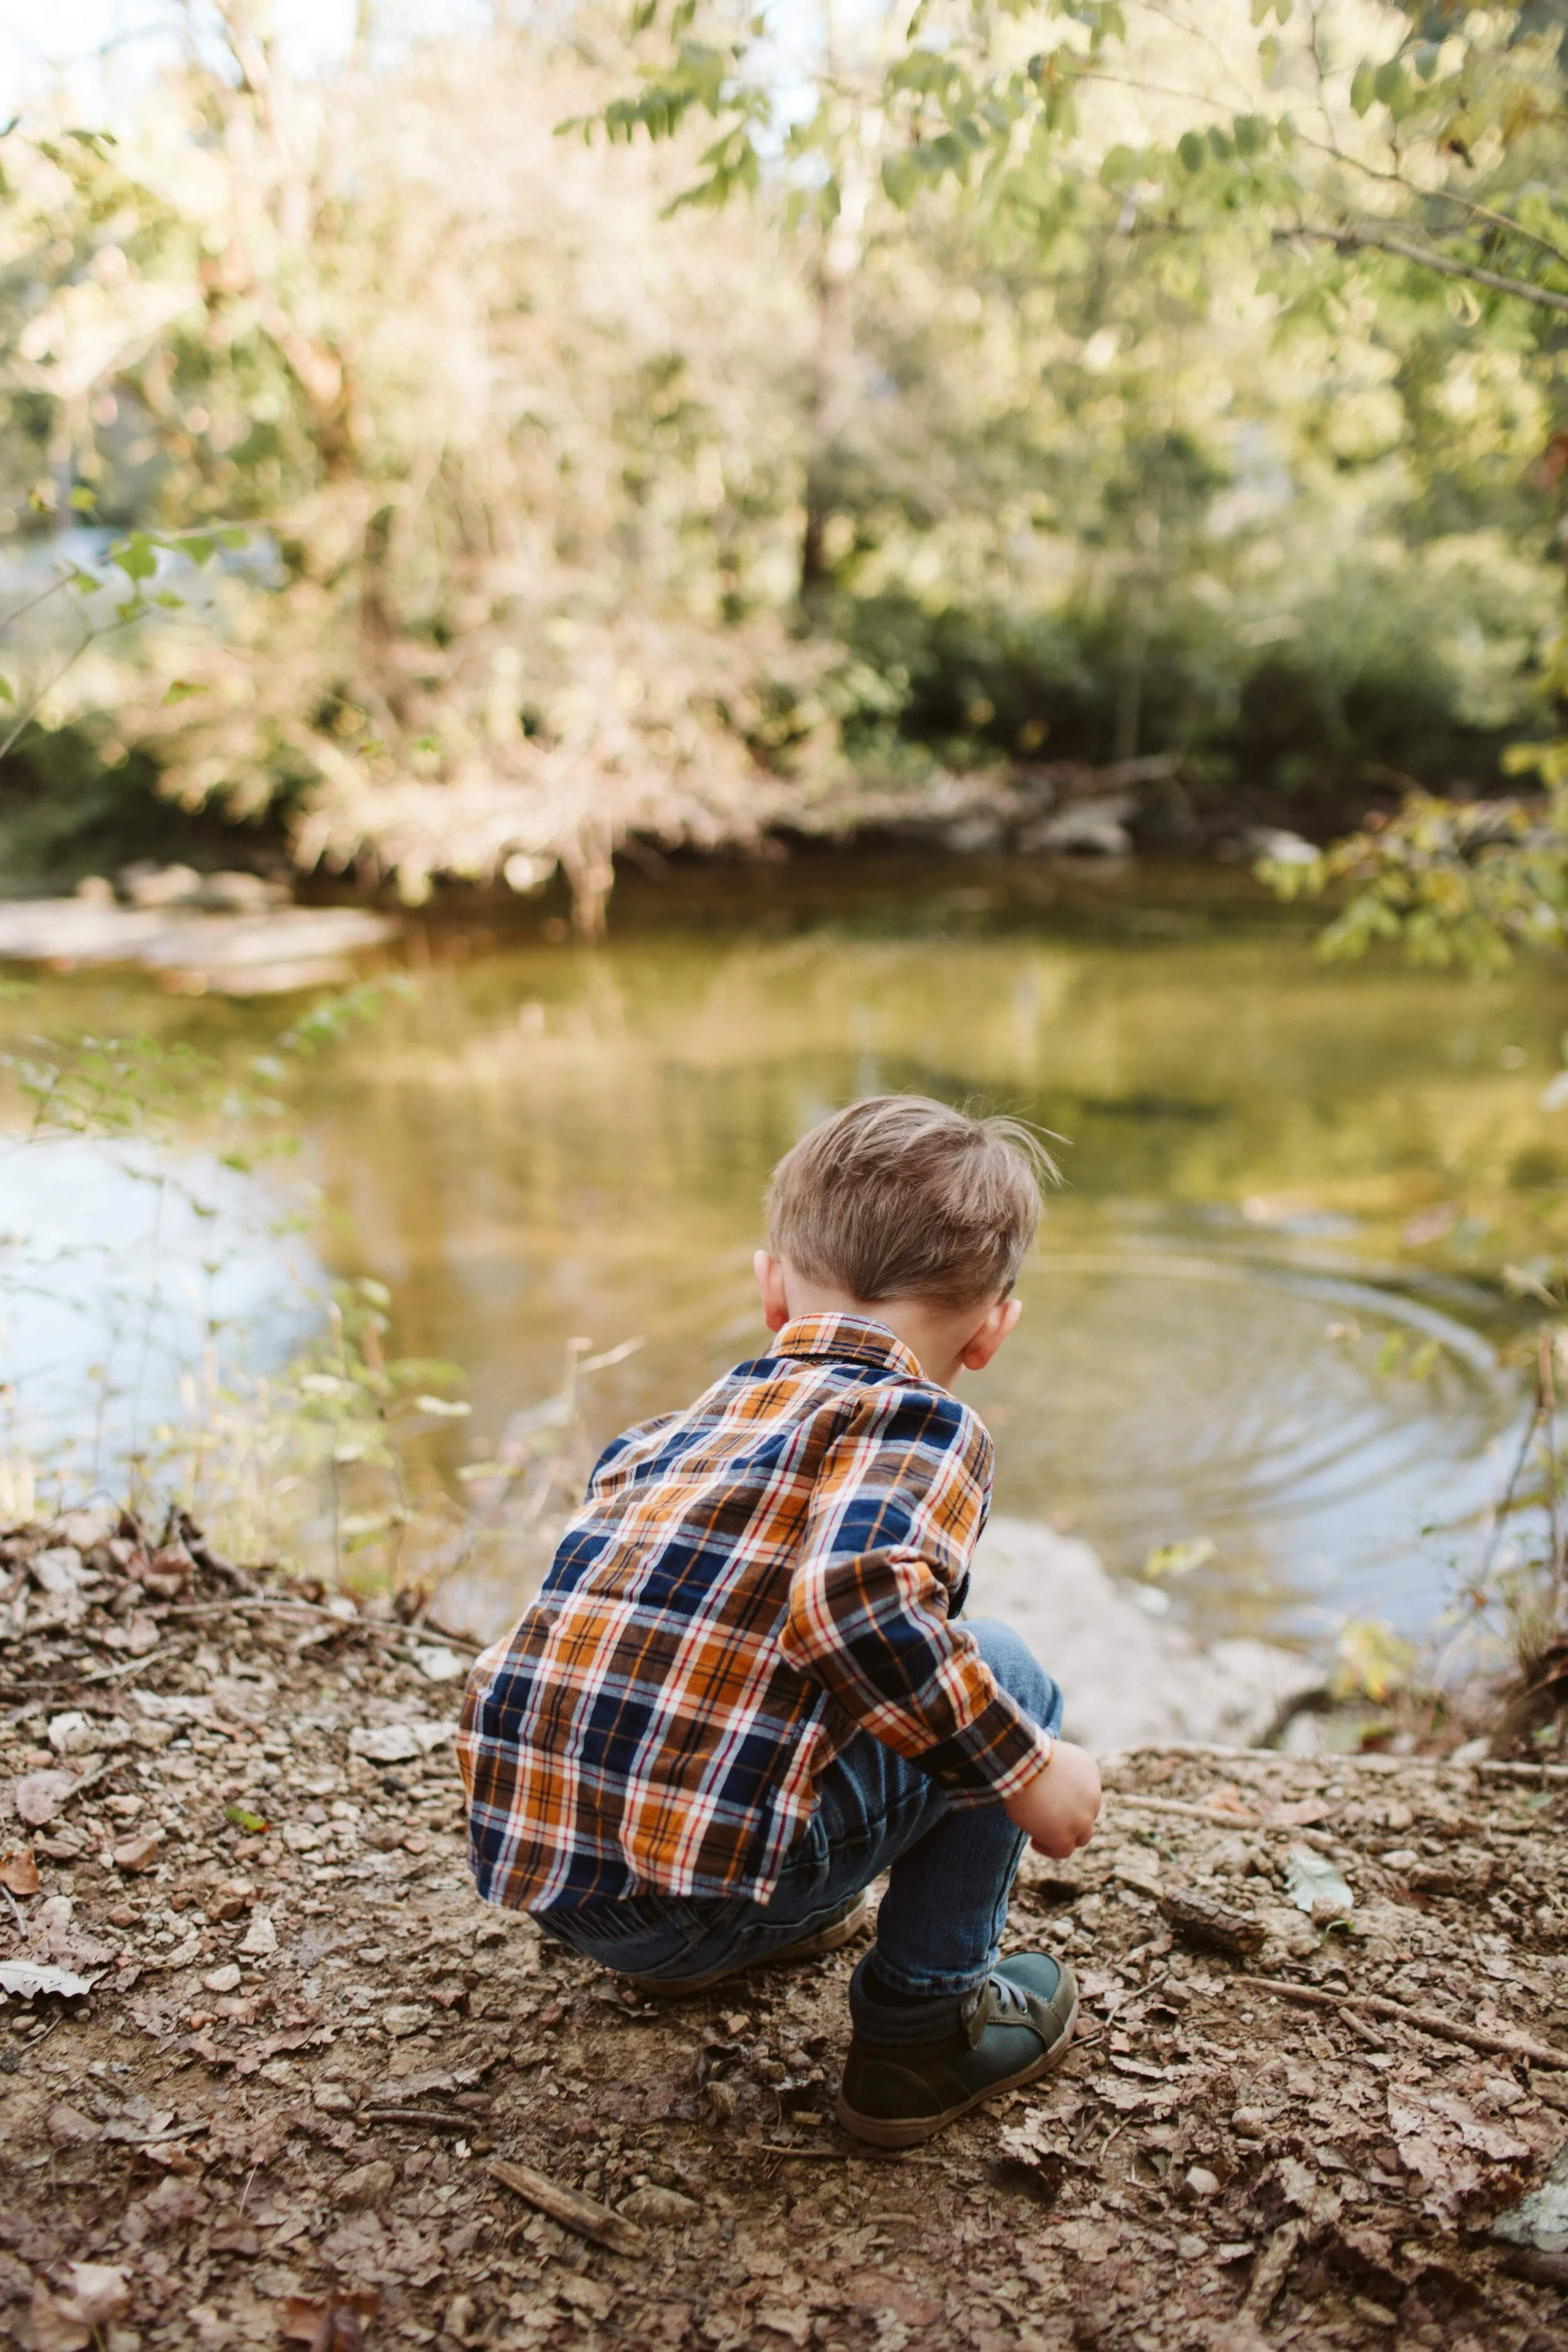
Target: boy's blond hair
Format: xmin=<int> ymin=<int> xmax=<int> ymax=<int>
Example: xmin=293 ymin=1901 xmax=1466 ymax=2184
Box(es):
xmin=766 ymin=1095 xmax=1059 ymax=1308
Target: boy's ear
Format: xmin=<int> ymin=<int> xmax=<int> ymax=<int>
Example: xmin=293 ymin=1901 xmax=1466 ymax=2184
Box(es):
xmin=755 ymin=1249 xmax=792 ymax=1333
xmin=957 ymin=1296 xmax=1022 ymax=1373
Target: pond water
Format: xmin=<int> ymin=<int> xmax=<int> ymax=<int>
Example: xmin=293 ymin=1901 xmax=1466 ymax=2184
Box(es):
xmin=4 ymin=854 xmax=1564 ymax=1648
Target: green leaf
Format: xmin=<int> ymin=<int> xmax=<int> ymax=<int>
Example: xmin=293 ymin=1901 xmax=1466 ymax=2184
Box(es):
xmin=162 ymin=679 xmax=203 ymax=705
xmin=0 ymin=676 xmax=12 ymax=705
xmin=1099 ymin=142 xmax=1140 ymax=186
xmin=1233 ymin=113 xmax=1267 ymax=157
xmin=218 ymin=527 xmax=249 ymax=549
xmin=1143 ymin=1536 xmax=1217 ymax=1581
xmin=1372 ymin=58 xmax=1406 ymax=110
xmin=182 ymin=535 xmax=215 ymax=565
xmin=111 ymin=532 xmax=158 ymax=583
xmin=1207 ymin=125 xmax=1232 ymax=162
xmin=1177 ymin=129 xmax=1205 ymax=174
xmin=68 ymin=486 xmax=97 ymax=512
xmin=1350 ymin=61 xmax=1376 ymax=115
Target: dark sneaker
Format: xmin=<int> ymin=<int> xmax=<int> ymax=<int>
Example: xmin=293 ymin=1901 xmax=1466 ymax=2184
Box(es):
xmin=837 ymin=1949 xmax=1078 ymax=2147
xmin=623 ymin=1888 xmax=875 ymax=1998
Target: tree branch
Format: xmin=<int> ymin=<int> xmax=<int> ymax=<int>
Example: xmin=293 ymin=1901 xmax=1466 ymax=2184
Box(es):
xmin=1274 ymin=223 xmax=1568 ymax=319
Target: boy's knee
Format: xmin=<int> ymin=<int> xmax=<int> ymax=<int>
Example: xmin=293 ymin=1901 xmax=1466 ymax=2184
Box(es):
xmin=966 ymin=1616 xmax=1063 ymax=1737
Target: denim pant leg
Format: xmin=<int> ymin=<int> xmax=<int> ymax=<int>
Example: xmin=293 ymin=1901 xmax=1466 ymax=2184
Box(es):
xmin=865 ymin=1616 xmax=1062 ymax=1997
xmin=534 ymin=1616 xmax=1060 ymax=1997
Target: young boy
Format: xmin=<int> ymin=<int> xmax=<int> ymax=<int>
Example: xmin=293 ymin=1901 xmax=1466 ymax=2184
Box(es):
xmin=458 ymin=1095 xmax=1101 ymax=2146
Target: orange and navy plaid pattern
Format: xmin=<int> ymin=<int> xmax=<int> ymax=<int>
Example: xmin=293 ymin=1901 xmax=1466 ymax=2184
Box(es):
xmin=458 ymin=1313 xmax=1053 ymax=1909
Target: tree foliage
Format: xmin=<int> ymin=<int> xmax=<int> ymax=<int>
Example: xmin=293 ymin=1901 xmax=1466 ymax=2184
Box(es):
xmin=1 ymin=1 xmax=1565 ymax=930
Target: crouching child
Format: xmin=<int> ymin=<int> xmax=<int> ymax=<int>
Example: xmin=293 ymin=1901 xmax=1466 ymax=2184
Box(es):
xmin=457 ymin=1094 xmax=1102 ymax=2145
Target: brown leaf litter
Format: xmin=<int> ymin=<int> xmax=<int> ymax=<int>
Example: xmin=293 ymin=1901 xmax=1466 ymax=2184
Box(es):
xmin=2 ymin=1508 xmax=1567 ymax=2351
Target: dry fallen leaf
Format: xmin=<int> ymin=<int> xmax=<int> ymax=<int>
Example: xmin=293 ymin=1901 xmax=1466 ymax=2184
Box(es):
xmin=0 ymin=1843 xmax=40 ymax=1896
xmin=282 ymin=2288 xmax=381 ymax=2349
xmin=0 ymin=1957 xmax=97 ymax=2000
xmin=28 ymin=2264 xmax=129 ymax=2352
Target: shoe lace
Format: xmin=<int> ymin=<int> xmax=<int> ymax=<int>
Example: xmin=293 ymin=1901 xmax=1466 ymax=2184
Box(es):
xmin=961 ymin=1973 xmax=1032 ymax=2033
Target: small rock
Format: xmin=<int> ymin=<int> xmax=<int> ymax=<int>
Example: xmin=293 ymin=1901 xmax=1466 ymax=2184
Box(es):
xmin=209 ymin=1880 xmax=255 ymax=1922
xmin=1177 ymin=2233 xmax=1208 ymax=2262
xmin=348 ymin=1724 xmax=422 ymax=1764
xmin=334 ymin=2159 xmax=396 ymax=2210
xmin=203 ymin=1964 xmax=242 ymax=1994
xmin=314 ymin=2084 xmax=356 ymax=2115
xmin=619 ymin=2183 xmax=701 ymax=2226
xmin=411 ymin=1645 xmax=465 ymax=1683
xmin=1231 ymin=2107 xmax=1271 ymax=2141
xmin=236 ymin=1911 xmax=277 ymax=1958
xmin=1184 ymin=2166 xmax=1221 ymax=2201
xmin=112 ymin=1831 xmax=162 ymax=1875
xmin=383 ymin=2003 xmax=432 ymax=2038
xmin=46 ymin=1712 xmax=97 ymax=1756
xmin=13 ymin=1771 xmax=77 ymax=1828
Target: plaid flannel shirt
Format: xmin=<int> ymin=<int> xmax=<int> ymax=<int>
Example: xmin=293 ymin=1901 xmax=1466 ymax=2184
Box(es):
xmin=458 ymin=1312 xmax=1054 ymax=1909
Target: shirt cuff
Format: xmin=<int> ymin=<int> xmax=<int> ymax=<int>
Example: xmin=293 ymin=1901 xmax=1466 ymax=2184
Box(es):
xmin=911 ymin=1692 xmax=1055 ymax=1809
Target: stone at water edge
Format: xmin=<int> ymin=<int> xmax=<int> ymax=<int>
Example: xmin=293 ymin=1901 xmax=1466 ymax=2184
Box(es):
xmin=1493 ymin=2144 xmax=1568 ymax=2255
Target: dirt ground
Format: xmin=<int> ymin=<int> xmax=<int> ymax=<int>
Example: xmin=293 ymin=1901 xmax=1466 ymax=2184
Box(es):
xmin=3 ymin=1517 xmax=1567 ymax=2352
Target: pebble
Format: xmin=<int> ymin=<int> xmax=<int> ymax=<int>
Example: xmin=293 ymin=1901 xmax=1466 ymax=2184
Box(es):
xmin=334 ymin=2159 xmax=396 ymax=2210
xmin=203 ymin=1964 xmax=242 ymax=1994
xmin=237 ymin=1911 xmax=278 ymax=1957
xmin=111 ymin=1831 xmax=162 ymax=1875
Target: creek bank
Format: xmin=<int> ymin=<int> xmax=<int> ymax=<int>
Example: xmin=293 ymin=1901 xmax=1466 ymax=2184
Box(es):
xmin=0 ymin=898 xmax=397 ymax=996
xmin=969 ymin=1520 xmax=1322 ymax=1754
xmin=1 ymin=1513 xmax=1565 ymax=2352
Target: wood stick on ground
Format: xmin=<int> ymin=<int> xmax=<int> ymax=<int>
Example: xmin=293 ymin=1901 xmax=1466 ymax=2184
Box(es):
xmin=1108 ymin=1793 xmax=1258 ymax=1824
xmin=757 ymin=2144 xmax=943 ymax=2164
xmin=489 ymin=2159 xmax=647 ymax=2258
xmin=165 ymin=1595 xmax=482 ymax=1651
xmin=358 ymin=2107 xmax=472 ymax=2132
xmin=1245 ymin=1976 xmax=1568 ymax=2069
xmin=1108 ymin=1740 xmax=1568 ymax=1779
xmin=1338 ymin=2004 xmax=1389 ymax=2053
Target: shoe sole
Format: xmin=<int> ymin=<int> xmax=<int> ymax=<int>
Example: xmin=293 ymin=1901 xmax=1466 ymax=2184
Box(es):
xmin=622 ymin=1889 xmax=875 ymax=1999
xmin=834 ymin=1979 xmax=1079 ymax=2148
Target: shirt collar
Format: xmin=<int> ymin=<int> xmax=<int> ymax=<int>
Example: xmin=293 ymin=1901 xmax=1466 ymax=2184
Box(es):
xmin=771 ymin=1312 xmax=923 ymax=1382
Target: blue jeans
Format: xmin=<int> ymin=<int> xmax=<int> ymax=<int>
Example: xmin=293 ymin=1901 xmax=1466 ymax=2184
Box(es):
xmin=535 ymin=1618 xmax=1061 ymax=2000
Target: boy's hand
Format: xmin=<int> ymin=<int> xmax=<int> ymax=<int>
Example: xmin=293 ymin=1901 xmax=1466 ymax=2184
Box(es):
xmin=1003 ymin=1740 xmax=1102 ymax=1860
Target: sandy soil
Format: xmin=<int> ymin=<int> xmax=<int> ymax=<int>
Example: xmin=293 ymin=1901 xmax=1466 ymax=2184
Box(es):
xmin=2 ymin=1521 xmax=1566 ymax=2352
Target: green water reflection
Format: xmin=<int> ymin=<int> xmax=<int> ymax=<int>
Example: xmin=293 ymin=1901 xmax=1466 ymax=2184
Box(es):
xmin=11 ymin=856 xmax=1567 ymax=1643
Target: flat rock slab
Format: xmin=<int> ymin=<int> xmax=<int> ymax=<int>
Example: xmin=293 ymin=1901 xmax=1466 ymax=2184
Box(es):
xmin=969 ymin=1515 xmax=1320 ymax=1751
xmin=0 ymin=901 xmax=397 ymax=994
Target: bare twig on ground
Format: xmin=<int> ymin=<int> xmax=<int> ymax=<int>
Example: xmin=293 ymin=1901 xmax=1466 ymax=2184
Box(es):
xmin=1244 ymin=1975 xmax=1568 ymax=2069
xmin=490 ymin=2158 xmax=649 ymax=2257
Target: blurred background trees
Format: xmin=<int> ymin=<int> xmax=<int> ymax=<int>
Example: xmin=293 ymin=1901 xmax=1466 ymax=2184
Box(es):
xmin=1 ymin=0 xmax=1565 ymax=929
